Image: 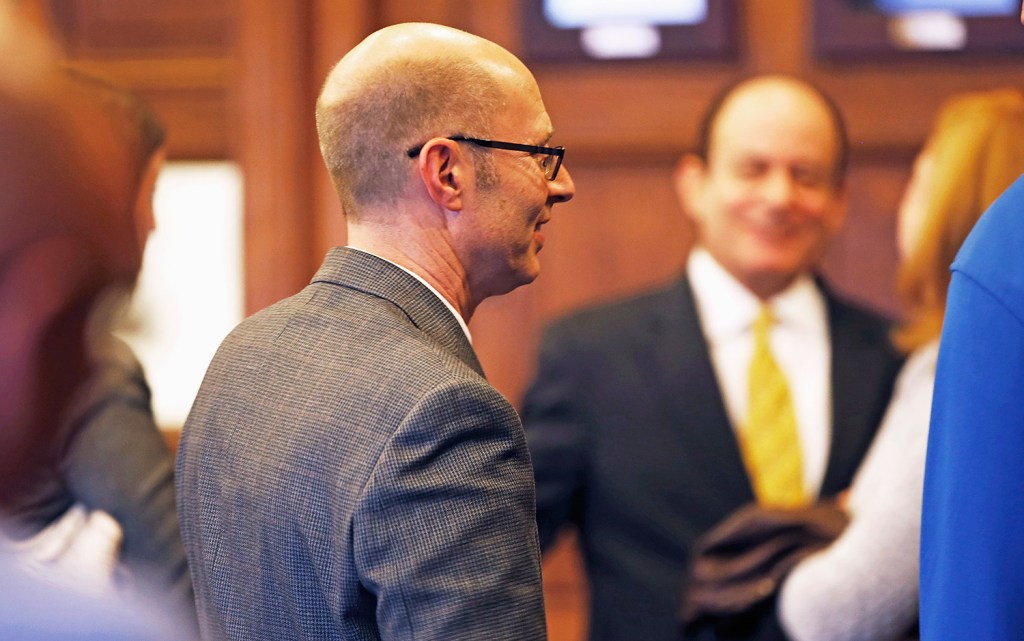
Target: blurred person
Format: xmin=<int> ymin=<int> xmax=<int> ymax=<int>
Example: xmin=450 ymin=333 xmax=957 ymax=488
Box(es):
xmin=0 ymin=33 xmax=196 ymax=633
xmin=0 ymin=550 xmax=181 ymax=641
xmin=0 ymin=3 xmax=189 ymax=639
xmin=176 ymin=22 xmax=574 ymax=641
xmin=918 ymin=83 xmax=1024 ymax=641
xmin=11 ymin=69 xmax=195 ymax=628
xmin=0 ymin=0 xmax=92 ymax=488
xmin=521 ymin=74 xmax=903 ymax=641
xmin=777 ymin=88 xmax=1024 ymax=641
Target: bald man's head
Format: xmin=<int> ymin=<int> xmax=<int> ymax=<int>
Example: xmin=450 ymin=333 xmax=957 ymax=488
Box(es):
xmin=316 ymin=24 xmax=535 ymax=218
xmin=675 ymin=74 xmax=851 ymax=299
xmin=694 ymin=75 xmax=849 ymax=189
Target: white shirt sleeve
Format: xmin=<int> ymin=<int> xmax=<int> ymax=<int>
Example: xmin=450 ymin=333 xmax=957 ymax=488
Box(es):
xmin=778 ymin=344 xmax=937 ymax=641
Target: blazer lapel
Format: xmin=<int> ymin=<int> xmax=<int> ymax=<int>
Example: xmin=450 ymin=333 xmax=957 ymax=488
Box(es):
xmin=311 ymin=247 xmax=484 ymax=377
xmin=642 ymin=276 xmax=756 ymax=505
xmin=820 ymin=289 xmax=895 ymax=495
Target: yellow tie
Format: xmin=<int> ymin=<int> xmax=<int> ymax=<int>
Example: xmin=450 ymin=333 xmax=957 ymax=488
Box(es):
xmin=739 ymin=306 xmax=807 ymax=508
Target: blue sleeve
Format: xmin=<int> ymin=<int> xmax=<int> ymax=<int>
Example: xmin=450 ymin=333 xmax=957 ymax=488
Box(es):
xmin=920 ymin=271 xmax=1024 ymax=640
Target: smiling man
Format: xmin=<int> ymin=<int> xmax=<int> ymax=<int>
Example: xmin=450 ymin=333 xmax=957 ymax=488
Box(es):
xmin=521 ymin=75 xmax=902 ymax=641
xmin=177 ymin=23 xmax=574 ymax=641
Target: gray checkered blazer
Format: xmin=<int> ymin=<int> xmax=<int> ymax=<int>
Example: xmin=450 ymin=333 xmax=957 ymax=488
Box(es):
xmin=176 ymin=247 xmax=547 ymax=641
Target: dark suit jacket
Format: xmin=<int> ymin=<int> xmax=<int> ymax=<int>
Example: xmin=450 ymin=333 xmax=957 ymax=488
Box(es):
xmin=521 ymin=274 xmax=903 ymax=641
xmin=177 ymin=247 xmax=546 ymax=641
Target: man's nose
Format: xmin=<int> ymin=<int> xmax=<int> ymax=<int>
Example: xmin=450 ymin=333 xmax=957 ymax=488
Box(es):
xmin=760 ymin=169 xmax=796 ymax=208
xmin=549 ymin=164 xmax=575 ymax=203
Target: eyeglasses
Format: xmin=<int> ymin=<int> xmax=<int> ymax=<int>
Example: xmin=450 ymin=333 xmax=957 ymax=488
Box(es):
xmin=406 ymin=135 xmax=565 ymax=181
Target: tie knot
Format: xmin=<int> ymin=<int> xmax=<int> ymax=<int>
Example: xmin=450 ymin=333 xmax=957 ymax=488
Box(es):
xmin=754 ymin=306 xmax=775 ymax=337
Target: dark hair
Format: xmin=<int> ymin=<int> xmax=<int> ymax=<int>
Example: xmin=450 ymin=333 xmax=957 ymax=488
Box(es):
xmin=63 ymin=68 xmax=166 ymax=183
xmin=693 ymin=75 xmax=849 ymax=187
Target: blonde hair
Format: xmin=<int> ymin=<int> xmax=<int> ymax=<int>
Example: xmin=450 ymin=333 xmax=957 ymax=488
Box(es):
xmin=894 ymin=88 xmax=1024 ymax=352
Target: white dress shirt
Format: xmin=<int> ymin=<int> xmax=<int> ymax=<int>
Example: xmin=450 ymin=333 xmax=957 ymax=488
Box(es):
xmin=687 ymin=248 xmax=831 ymax=496
xmin=346 ymin=246 xmax=472 ymax=343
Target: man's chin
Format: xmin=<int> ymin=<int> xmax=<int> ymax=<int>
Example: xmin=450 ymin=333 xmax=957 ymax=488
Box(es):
xmin=747 ymin=242 xmax=820 ymax=274
xmin=516 ymin=260 xmax=543 ymax=288
xmin=487 ymin=265 xmax=541 ymax=299
xmin=518 ymin=267 xmax=541 ymax=288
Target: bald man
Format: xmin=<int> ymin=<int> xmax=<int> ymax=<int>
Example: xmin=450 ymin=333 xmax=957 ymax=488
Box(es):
xmin=176 ymin=23 xmax=574 ymax=641
xmin=521 ymin=75 xmax=902 ymax=641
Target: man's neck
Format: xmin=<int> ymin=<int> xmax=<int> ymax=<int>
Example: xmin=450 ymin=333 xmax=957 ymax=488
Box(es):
xmin=347 ymin=223 xmax=476 ymax=321
xmin=694 ymin=246 xmax=801 ymax=302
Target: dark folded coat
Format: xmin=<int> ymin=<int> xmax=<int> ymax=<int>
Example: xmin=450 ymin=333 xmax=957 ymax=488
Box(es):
xmin=681 ymin=501 xmax=849 ymax=639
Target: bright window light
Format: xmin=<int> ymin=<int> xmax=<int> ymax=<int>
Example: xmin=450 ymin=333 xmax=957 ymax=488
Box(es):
xmin=887 ymin=11 xmax=968 ymax=50
xmin=873 ymin=0 xmax=1018 ymax=17
xmin=544 ymin=0 xmax=707 ymax=28
xmin=115 ymin=162 xmax=244 ymax=431
xmin=580 ymin=24 xmax=663 ymax=58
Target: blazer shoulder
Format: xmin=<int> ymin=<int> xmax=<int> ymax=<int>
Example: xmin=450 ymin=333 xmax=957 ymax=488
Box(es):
xmin=546 ymin=279 xmax=687 ymax=344
xmin=823 ymin=286 xmax=897 ymax=345
xmin=201 ymin=279 xmax=487 ymax=417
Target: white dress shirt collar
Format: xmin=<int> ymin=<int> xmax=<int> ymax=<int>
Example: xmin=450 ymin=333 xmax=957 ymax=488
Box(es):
xmin=687 ymin=247 xmax=824 ymax=339
xmin=345 ymin=246 xmax=472 ymax=343
xmin=687 ymin=246 xmax=831 ymax=496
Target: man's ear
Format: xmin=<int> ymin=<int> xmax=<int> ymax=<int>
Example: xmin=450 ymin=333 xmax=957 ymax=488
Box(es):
xmin=674 ymin=154 xmax=707 ymax=223
xmin=416 ymin=138 xmax=466 ymax=211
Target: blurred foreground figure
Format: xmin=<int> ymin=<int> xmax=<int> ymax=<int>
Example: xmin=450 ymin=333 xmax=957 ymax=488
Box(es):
xmin=780 ymin=88 xmax=1024 ymax=641
xmin=177 ymin=22 xmax=574 ymax=641
xmin=0 ymin=3 xmax=193 ymax=637
xmin=0 ymin=551 xmax=179 ymax=641
xmin=919 ymin=89 xmax=1024 ymax=640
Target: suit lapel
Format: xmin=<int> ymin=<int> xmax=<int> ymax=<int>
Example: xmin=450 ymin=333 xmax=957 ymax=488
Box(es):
xmin=638 ymin=275 xmax=894 ymax=504
xmin=310 ymin=247 xmax=484 ymax=377
xmin=643 ymin=276 xmax=756 ymax=505
xmin=820 ymin=289 xmax=894 ymax=495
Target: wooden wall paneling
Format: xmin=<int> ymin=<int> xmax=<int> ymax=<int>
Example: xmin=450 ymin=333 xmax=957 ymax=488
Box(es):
xmin=460 ymin=0 xmax=520 ymax=51
xmin=816 ymin=63 xmax=1024 ymax=152
xmin=821 ymin=156 xmax=910 ymax=317
xmin=140 ymin=83 xmax=231 ymax=159
xmin=532 ymin=163 xmax=691 ymax=322
xmin=63 ymin=56 xmax=232 ymax=159
xmin=534 ymin=67 xmax=734 ymax=162
xmin=378 ymin=0 xmax=459 ymax=27
xmin=49 ymin=0 xmax=233 ymax=161
xmin=542 ymin=530 xmax=589 ymax=641
xmin=308 ymin=0 xmax=380 ymax=259
xmin=50 ymin=0 xmax=231 ymax=57
xmin=470 ymin=285 xmax=542 ymax=409
xmin=235 ymin=0 xmax=319 ymax=314
xmin=746 ymin=0 xmax=806 ymax=72
xmin=8 ymin=0 xmax=53 ymax=33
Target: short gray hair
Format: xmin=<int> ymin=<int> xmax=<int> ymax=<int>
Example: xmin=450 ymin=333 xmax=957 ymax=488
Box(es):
xmin=316 ymin=55 xmax=505 ymax=218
